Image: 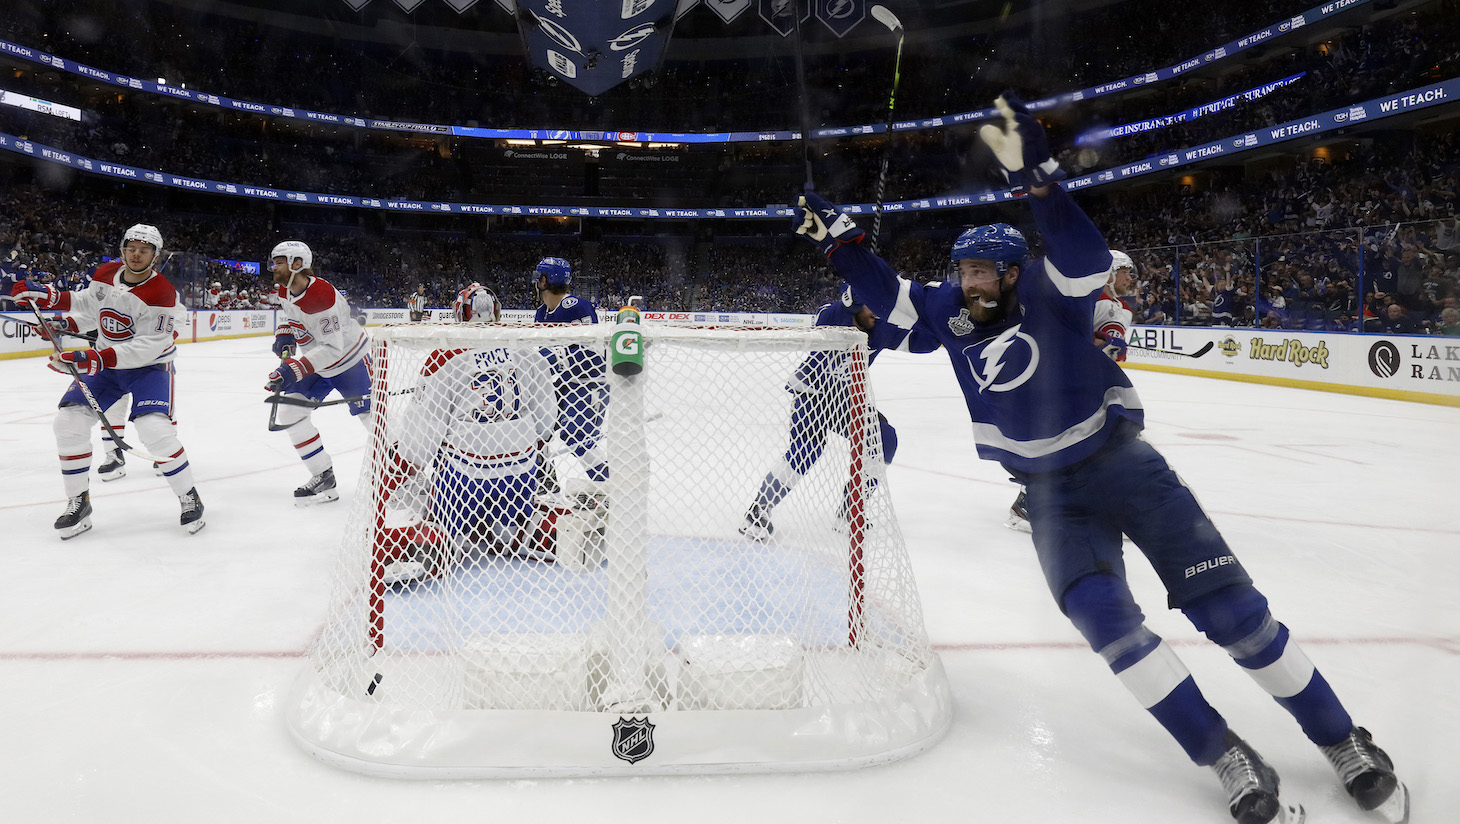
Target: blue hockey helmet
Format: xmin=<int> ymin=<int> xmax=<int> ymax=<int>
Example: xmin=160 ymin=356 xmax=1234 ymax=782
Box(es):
xmin=951 ymin=223 xmax=1027 ymax=275
xmin=535 ymin=256 xmax=573 ymax=287
xmin=839 ymin=282 xmax=865 ymax=315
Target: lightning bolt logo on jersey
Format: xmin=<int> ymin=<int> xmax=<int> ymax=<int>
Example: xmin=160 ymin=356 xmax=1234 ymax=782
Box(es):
xmin=967 ymin=326 xmax=1038 ymax=392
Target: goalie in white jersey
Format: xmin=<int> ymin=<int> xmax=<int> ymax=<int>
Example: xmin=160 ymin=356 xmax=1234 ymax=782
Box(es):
xmin=264 ymin=241 xmax=372 ymax=506
xmin=6 ymin=224 xmax=204 ymax=538
xmin=389 ymin=345 xmax=557 ymax=575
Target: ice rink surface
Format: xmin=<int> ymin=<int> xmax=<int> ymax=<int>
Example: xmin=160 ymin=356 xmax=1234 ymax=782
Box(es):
xmin=1 ymin=335 xmax=1455 ymax=823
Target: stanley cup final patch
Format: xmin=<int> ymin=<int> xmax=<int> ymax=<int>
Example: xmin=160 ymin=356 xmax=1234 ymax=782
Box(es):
xmin=611 ymin=716 xmax=656 ymax=764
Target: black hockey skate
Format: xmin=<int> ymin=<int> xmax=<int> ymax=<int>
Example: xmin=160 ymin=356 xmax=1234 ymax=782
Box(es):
xmin=97 ymin=450 xmax=127 ymax=482
xmin=55 ymin=491 xmax=93 ymax=540
xmin=1004 ymin=487 xmax=1032 ymax=533
xmin=1212 ymin=730 xmax=1305 ymax=824
xmin=836 ymin=481 xmax=876 ymax=532
xmin=738 ymin=503 xmax=774 ymax=543
xmin=179 ymin=487 xmax=206 ymax=534
xmin=294 ymin=468 xmax=339 ymax=507
xmin=1321 ymin=727 xmax=1409 ymax=824
xmin=535 ymin=451 xmax=560 ymax=495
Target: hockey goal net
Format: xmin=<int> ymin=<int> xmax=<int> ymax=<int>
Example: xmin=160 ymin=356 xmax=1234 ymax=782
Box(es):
xmin=287 ymin=320 xmax=950 ymax=776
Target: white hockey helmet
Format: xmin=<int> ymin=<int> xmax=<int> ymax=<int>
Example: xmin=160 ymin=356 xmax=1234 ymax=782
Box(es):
xmin=121 ymin=224 xmax=164 ymax=261
xmin=271 ymin=240 xmax=312 ymax=274
xmin=1109 ymin=249 xmax=1134 ymax=275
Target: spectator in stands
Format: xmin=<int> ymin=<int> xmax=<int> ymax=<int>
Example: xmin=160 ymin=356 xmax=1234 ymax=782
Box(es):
xmin=1438 ymin=307 xmax=1460 ymax=336
xmin=1378 ymin=303 xmax=1418 ymax=335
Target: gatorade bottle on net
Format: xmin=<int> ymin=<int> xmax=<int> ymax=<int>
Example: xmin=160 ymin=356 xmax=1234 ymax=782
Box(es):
xmin=610 ymin=305 xmax=643 ymax=376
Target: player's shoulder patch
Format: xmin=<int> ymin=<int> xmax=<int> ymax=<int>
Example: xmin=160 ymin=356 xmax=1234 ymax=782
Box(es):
xmin=561 ymin=296 xmax=578 ymax=309
xmin=90 ymin=260 xmax=124 ymax=285
xmin=128 ymin=272 xmax=179 ymax=308
xmin=295 ymin=277 xmax=338 ymax=315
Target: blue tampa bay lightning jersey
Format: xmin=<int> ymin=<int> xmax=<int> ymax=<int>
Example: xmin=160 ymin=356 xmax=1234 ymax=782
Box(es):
xmin=787 ymin=300 xmax=940 ymax=396
xmin=534 ymin=294 xmax=605 ymax=384
xmin=829 ymin=186 xmax=1144 ymax=474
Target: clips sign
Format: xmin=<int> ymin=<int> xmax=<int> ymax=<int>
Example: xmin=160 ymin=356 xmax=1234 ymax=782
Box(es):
xmin=518 ymin=0 xmax=677 ymax=96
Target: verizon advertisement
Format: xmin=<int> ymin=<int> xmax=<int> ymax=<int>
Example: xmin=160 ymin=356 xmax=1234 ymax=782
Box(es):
xmin=1124 ymin=326 xmax=1460 ymax=404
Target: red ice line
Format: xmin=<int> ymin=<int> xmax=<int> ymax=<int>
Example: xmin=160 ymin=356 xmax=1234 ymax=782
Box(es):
xmin=1 ymin=635 xmax=1455 ymax=662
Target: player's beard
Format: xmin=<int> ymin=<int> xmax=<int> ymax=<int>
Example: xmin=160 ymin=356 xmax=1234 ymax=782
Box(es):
xmin=966 ymin=280 xmax=1015 ymax=324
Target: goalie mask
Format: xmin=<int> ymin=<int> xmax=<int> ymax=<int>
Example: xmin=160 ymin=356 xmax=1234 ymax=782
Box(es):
xmin=271 ymin=240 xmax=313 ymax=274
xmin=120 ymin=224 xmax=164 ymax=267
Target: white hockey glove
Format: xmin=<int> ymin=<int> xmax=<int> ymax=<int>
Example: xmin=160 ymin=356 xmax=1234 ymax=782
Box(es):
xmin=978 ymin=91 xmax=1067 ymax=195
xmin=795 ymin=191 xmax=866 ymax=257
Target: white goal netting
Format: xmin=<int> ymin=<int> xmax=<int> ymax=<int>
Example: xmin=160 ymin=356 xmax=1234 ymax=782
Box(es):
xmin=286 ymin=321 xmax=951 ymax=776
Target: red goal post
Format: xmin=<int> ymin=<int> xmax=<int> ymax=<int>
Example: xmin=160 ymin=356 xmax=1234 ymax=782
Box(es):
xmin=287 ymin=321 xmax=951 ymax=776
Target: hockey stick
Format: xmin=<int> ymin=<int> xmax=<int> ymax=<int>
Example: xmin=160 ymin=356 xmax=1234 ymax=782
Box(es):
xmin=51 ymin=326 xmax=98 ymax=343
xmin=868 ymin=4 xmax=906 ymax=254
xmin=264 ymin=394 xmax=369 ymax=409
xmin=1 ymin=307 xmax=98 ymax=343
xmin=265 ymin=392 xmax=369 ymax=431
xmin=1126 ymin=340 xmax=1214 ymax=359
xmin=789 ymin=0 xmax=815 ymax=189
xmin=22 ymin=300 xmax=172 ymax=462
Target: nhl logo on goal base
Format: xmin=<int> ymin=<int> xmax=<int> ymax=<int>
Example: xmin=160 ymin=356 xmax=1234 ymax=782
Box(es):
xmin=610 ymin=717 xmax=656 ymax=764
xmin=287 ymin=323 xmax=952 ymax=777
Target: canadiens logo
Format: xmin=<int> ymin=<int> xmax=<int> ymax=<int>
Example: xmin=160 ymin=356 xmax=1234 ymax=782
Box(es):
xmin=98 ymin=308 xmax=135 ymax=341
xmin=611 ymin=717 xmax=655 ymax=764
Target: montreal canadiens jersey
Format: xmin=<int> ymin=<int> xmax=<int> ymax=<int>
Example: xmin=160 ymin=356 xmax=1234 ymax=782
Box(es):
xmin=535 ymin=295 xmax=605 ymax=385
xmin=66 ymin=261 xmax=180 ymax=369
xmin=396 ymin=347 xmax=556 ymax=480
xmin=831 ymin=185 xmax=1145 ymax=474
xmin=276 ymin=276 xmax=369 ymax=379
xmin=1094 ymin=291 xmax=1133 ymax=362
